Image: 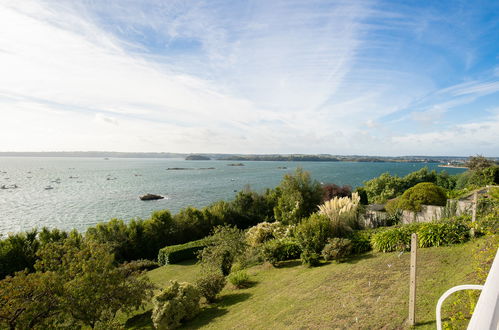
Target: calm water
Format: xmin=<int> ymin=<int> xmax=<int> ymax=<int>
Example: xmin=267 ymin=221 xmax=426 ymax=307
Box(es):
xmin=0 ymin=157 xmax=466 ymax=234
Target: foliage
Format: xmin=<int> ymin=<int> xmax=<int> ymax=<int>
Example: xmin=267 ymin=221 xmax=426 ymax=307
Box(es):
xmin=230 ymin=189 xmax=276 ymax=228
xmin=198 ymin=226 xmax=247 ymax=276
xmin=362 ymin=167 xmax=455 ymax=203
xmin=158 ymin=239 xmax=208 ymax=265
xmin=384 ymin=198 xmax=400 ymax=215
xmin=397 ymin=182 xmax=447 ymax=212
xmin=300 ymin=250 xmax=321 ymax=267
xmin=371 ymin=224 xmax=422 ymax=252
xmin=121 ymin=259 xmax=160 ymax=275
xmin=348 ymin=229 xmax=377 ymax=254
xmin=227 ymin=270 xmax=251 ymax=289
xmin=261 ymin=238 xmax=302 ymax=266
xmin=273 ymin=168 xmax=323 ymax=225
xmin=354 ymin=187 xmax=369 ymax=205
xmin=0 ymin=270 xmax=63 ymax=329
xmin=0 ymin=239 xmax=153 ymax=329
xmin=321 ymin=238 xmax=352 ymax=262
xmin=151 ymin=281 xmax=200 ymax=330
xmin=371 ymin=221 xmax=470 ymax=252
xmin=0 ymin=229 xmax=39 ymax=279
xmin=322 ymin=184 xmax=351 ymax=201
xmin=36 ymin=239 xmax=154 ymax=328
xmin=466 ymin=155 xmax=495 ymax=171
xmin=195 ymin=272 xmax=226 ymax=303
xmin=318 ymin=192 xmax=363 ymax=236
xmin=245 ymin=221 xmax=293 ymax=247
xmin=417 ymin=222 xmax=469 ymax=248
xmin=295 ymin=213 xmax=334 ymax=255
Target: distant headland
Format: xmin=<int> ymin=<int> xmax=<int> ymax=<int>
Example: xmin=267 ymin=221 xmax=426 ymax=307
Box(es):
xmin=1 ymin=151 xmax=497 ymax=165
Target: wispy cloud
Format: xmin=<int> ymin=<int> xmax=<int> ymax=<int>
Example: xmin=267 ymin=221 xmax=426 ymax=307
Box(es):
xmin=0 ymin=0 xmax=498 ymax=155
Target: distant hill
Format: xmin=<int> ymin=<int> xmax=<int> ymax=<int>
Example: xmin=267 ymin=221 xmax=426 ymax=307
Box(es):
xmin=185 ymin=154 xmax=211 ymax=160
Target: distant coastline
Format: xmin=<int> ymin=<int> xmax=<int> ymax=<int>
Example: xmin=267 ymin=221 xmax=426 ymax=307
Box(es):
xmin=0 ymin=152 xmax=487 ymax=165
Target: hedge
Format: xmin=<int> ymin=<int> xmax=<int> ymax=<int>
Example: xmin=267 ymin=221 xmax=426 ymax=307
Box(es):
xmin=158 ymin=239 xmax=208 ymax=265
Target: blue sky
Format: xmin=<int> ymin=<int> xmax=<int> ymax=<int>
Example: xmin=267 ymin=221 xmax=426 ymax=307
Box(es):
xmin=0 ymin=0 xmax=498 ymax=156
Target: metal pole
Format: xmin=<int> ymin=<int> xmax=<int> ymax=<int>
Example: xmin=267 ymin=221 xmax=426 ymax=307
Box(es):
xmin=409 ymin=233 xmax=418 ymax=326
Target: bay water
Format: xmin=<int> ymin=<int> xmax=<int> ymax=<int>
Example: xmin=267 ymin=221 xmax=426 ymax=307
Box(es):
xmin=0 ymin=157 xmax=466 ymax=234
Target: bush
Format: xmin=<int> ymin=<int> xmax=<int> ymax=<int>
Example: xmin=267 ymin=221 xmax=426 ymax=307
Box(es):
xmin=417 ymin=222 xmax=470 ymax=248
xmin=261 ymin=238 xmax=301 ymax=266
xmin=151 ymin=281 xmax=201 ymax=330
xmin=198 ymin=226 xmax=247 ymax=276
xmin=121 ymin=259 xmax=159 ymax=275
xmin=371 ymin=224 xmax=421 ymax=252
xmin=245 ymin=222 xmax=285 ymax=246
xmin=158 ymin=239 xmax=207 ymax=265
xmin=321 ymin=238 xmax=352 ymax=262
xmin=355 ymin=187 xmax=369 ymax=205
xmin=227 ymin=270 xmax=251 ymax=289
xmin=371 ymin=221 xmax=470 ymax=252
xmin=322 ymin=184 xmax=351 ymax=201
xmin=300 ymin=250 xmax=321 ymax=267
xmin=397 ymin=182 xmax=447 ymax=212
xmin=295 ymin=213 xmax=333 ymax=255
xmin=195 ymin=272 xmax=226 ymax=303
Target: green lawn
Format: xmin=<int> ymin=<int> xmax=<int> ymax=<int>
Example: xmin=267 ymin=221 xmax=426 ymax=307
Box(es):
xmin=125 ymin=238 xmax=490 ymax=329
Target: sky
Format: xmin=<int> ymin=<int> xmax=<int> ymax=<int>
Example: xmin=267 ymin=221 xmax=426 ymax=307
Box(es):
xmin=0 ymin=0 xmax=498 ymax=156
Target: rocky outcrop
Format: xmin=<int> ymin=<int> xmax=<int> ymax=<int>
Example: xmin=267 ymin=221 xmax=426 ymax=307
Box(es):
xmin=140 ymin=194 xmax=164 ymax=201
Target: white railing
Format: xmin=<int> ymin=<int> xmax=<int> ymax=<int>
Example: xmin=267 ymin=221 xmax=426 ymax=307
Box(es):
xmin=435 ymin=248 xmax=499 ymax=330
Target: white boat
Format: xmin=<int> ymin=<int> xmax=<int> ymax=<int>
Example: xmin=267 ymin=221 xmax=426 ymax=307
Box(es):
xmin=44 ymin=185 xmax=54 ymax=190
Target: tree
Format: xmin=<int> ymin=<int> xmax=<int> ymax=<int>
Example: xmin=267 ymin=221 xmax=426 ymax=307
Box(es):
xmin=0 ymin=271 xmax=63 ymax=329
xmin=466 ymin=155 xmax=495 ymax=171
xmin=34 ymin=239 xmax=154 ymax=328
xmin=273 ymin=168 xmax=323 ymax=224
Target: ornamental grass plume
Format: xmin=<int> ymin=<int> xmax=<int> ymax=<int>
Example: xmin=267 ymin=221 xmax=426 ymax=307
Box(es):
xmin=318 ymin=192 xmax=363 ymax=235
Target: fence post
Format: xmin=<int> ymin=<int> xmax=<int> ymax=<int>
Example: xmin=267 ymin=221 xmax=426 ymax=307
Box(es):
xmin=409 ymin=233 xmax=418 ymax=326
xmin=471 ymin=191 xmax=477 ymax=238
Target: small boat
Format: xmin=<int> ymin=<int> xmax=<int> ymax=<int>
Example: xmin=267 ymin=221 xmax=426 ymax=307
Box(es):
xmin=44 ymin=186 xmax=54 ymax=190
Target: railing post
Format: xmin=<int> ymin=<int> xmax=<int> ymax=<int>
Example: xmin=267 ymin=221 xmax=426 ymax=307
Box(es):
xmin=408 ymin=233 xmax=418 ymax=326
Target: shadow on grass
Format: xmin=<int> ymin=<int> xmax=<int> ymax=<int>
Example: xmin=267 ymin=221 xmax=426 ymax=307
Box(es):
xmin=275 ymin=260 xmax=302 ymax=268
xmin=173 ymin=259 xmax=198 ymax=266
xmin=181 ymin=292 xmax=252 ymax=329
xmin=125 ymin=310 xmax=153 ymax=329
xmin=344 ymin=253 xmax=375 ymax=264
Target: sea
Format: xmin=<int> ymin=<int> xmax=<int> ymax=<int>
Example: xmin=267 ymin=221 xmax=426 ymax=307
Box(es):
xmin=0 ymin=157 xmax=467 ymax=234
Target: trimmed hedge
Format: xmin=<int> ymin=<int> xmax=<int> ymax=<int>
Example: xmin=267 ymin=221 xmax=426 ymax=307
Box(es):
xmin=371 ymin=221 xmax=470 ymax=252
xmin=158 ymin=239 xmax=208 ymax=265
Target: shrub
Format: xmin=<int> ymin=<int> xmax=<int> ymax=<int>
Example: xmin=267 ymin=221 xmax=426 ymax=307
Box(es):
xmin=300 ymin=250 xmax=321 ymax=267
xmin=245 ymin=222 xmax=285 ymax=246
xmin=371 ymin=224 xmax=421 ymax=252
xmin=151 ymin=281 xmax=201 ymax=330
xmin=322 ymin=184 xmax=351 ymax=201
xmin=295 ymin=213 xmax=333 ymax=254
xmin=355 ymin=187 xmax=369 ymax=205
xmin=348 ymin=229 xmax=384 ymax=254
xmin=321 ymin=238 xmax=352 ymax=262
xmin=158 ymin=239 xmax=207 ymax=265
xmin=384 ymin=198 xmax=400 ymax=215
xmin=397 ymin=182 xmax=447 ymax=212
xmin=195 ymin=272 xmax=226 ymax=303
xmin=417 ymin=222 xmax=470 ymax=248
xmin=227 ymin=270 xmax=251 ymax=289
xmin=261 ymin=238 xmax=301 ymax=266
xmin=121 ymin=259 xmax=159 ymax=275
xmin=198 ymin=226 xmax=247 ymax=276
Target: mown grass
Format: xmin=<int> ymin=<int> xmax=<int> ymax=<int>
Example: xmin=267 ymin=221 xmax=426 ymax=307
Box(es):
xmin=124 ymin=238 xmax=490 ymax=329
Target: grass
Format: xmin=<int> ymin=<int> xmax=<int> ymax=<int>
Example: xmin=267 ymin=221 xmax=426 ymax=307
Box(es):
xmin=124 ymin=238 xmax=490 ymax=329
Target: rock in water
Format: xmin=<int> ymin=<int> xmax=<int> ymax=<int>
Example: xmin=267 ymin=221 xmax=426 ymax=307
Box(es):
xmin=140 ymin=194 xmax=164 ymax=201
